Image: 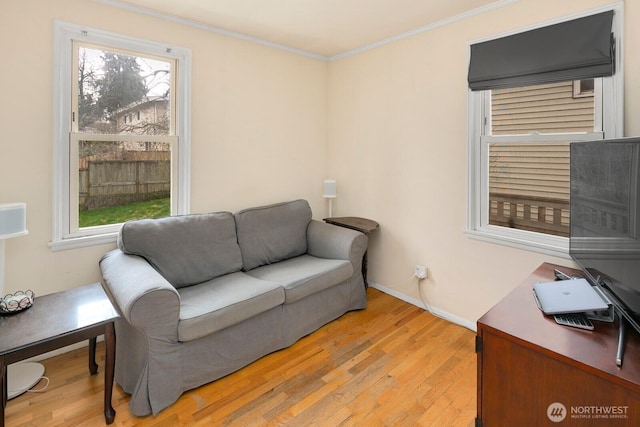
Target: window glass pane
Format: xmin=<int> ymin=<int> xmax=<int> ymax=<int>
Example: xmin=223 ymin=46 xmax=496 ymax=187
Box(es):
xmin=77 ymin=45 xmax=171 ymax=135
xmin=491 ymin=81 xmax=594 ymax=135
xmin=78 ymin=140 xmax=170 ymax=228
xmin=489 ymin=141 xmax=569 ymax=237
xmin=573 ymin=79 xmax=595 ymax=98
xmin=486 ymin=80 xmax=598 ymax=238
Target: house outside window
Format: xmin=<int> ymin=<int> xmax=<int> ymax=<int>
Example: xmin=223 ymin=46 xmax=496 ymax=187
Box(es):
xmin=52 ymin=22 xmax=191 ymax=250
xmin=466 ymin=7 xmax=623 ymax=257
xmin=487 ymin=80 xmax=598 ymax=238
xmin=573 ymin=79 xmax=595 ymax=98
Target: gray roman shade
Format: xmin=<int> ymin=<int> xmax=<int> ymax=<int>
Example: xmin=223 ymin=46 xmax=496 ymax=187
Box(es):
xmin=468 ymin=11 xmax=614 ymax=91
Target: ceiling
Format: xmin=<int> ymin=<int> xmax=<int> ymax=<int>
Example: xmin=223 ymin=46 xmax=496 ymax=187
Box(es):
xmin=105 ymin=0 xmax=508 ymax=58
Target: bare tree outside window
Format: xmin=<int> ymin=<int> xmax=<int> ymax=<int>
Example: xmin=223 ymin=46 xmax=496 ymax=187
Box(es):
xmin=74 ymin=44 xmax=174 ymax=226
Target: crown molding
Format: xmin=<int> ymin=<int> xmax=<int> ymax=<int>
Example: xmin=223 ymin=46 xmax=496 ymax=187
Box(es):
xmin=95 ymin=0 xmax=521 ymax=62
xmin=329 ymin=0 xmax=521 ymax=61
xmin=93 ymin=0 xmax=330 ymax=61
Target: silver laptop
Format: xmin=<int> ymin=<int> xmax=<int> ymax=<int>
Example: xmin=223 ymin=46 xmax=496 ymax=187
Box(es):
xmin=533 ymin=278 xmax=608 ymax=315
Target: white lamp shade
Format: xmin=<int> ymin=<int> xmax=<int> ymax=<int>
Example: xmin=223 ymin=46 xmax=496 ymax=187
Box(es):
xmin=323 ymin=180 xmax=337 ymax=198
xmin=0 ymin=203 xmax=28 ymax=239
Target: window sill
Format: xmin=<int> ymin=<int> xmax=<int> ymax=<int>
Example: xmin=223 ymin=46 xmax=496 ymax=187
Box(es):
xmin=49 ymin=232 xmax=118 ymax=252
xmin=465 ymin=225 xmax=570 ymax=259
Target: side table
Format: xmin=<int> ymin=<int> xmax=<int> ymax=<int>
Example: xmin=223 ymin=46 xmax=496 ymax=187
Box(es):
xmin=323 ymin=216 xmax=379 ymax=287
xmin=0 ymin=283 xmax=119 ymax=426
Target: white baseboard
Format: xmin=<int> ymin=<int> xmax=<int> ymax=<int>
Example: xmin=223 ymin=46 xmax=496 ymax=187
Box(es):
xmin=368 ymin=281 xmax=477 ymax=332
xmin=18 ymin=282 xmax=476 ymax=366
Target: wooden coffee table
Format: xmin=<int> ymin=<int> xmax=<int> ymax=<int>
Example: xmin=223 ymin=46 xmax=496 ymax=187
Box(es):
xmin=0 ymin=283 xmax=118 ymax=426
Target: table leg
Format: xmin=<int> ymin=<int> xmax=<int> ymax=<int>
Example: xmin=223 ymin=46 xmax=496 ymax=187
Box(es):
xmin=89 ymin=337 xmax=98 ymax=375
xmin=1 ymin=357 xmax=5 ymax=427
xmin=104 ymin=322 xmax=116 ymax=424
xmin=362 ymin=251 xmax=369 ymax=288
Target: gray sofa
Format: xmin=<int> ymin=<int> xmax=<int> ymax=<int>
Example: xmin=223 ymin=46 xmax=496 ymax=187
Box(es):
xmin=99 ymin=199 xmax=368 ymax=416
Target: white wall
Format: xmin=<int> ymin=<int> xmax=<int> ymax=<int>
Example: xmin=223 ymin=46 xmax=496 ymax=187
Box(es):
xmin=0 ymin=0 xmax=328 ymax=297
xmin=2 ymin=0 xmax=639 ymax=330
xmin=328 ymin=0 xmax=639 ymax=327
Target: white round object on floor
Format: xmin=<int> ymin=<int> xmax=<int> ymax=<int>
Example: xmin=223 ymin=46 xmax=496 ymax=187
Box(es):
xmin=7 ymin=362 xmax=45 ymax=399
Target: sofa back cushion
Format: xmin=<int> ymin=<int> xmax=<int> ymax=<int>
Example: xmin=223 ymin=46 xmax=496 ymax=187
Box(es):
xmin=118 ymin=212 xmax=243 ymax=288
xmin=235 ymin=199 xmax=312 ymax=271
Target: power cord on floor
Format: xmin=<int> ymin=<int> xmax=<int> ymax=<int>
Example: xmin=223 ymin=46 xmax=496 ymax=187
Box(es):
xmin=8 ymin=376 xmax=50 ymax=395
xmin=409 ymin=272 xmax=434 ymax=314
xmin=410 ymin=272 xmax=447 ymax=322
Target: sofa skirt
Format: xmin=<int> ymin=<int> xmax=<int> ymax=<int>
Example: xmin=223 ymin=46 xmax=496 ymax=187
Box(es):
xmin=115 ymin=277 xmax=366 ymax=416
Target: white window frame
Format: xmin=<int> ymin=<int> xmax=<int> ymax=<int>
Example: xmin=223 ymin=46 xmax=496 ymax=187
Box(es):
xmin=51 ymin=21 xmax=191 ymax=251
xmin=465 ymin=4 xmax=624 ymax=258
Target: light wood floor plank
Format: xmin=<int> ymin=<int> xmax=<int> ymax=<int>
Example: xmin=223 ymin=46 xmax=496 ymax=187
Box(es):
xmin=4 ymin=288 xmax=476 ymax=426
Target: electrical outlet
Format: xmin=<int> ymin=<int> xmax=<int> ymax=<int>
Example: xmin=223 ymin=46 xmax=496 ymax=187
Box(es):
xmin=415 ymin=265 xmax=427 ymax=280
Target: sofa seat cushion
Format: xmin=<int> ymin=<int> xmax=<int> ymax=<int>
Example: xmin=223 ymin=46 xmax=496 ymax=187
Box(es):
xmin=118 ymin=212 xmax=243 ymax=289
xmin=235 ymin=199 xmax=312 ymax=271
xmin=177 ymin=272 xmax=284 ymax=342
xmin=246 ymin=255 xmax=352 ymax=304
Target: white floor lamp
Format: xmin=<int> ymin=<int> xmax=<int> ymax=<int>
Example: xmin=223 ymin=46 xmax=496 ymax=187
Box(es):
xmin=0 ymin=202 xmax=45 ymax=399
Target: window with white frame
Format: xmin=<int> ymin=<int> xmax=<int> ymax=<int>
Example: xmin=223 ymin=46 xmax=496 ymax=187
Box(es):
xmin=466 ymin=7 xmax=623 ymax=257
xmin=52 ymin=22 xmax=191 ymax=250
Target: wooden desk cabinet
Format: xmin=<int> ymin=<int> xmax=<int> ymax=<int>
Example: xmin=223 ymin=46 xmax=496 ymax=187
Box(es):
xmin=476 ymin=263 xmax=640 ymax=426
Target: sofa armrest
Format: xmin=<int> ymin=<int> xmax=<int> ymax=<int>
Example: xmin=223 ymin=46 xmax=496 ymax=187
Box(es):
xmin=307 ymin=220 xmax=368 ymax=268
xmin=100 ymin=249 xmax=180 ymax=342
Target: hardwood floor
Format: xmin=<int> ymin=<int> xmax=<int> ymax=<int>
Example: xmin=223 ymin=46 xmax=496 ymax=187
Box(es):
xmin=5 ymin=288 xmax=477 ymax=426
